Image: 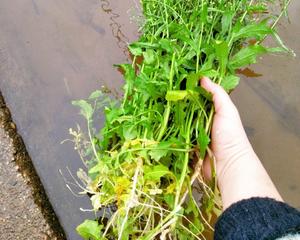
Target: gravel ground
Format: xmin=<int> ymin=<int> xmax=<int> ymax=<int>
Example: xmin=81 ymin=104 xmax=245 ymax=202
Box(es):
xmin=0 ymin=127 xmax=55 ymax=239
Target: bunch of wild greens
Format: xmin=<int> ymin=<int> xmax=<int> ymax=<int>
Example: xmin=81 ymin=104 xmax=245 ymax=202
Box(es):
xmin=72 ymin=0 xmax=291 ymax=239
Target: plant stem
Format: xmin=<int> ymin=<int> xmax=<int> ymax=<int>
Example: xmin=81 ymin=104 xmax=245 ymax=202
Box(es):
xmin=157 ymin=53 xmax=176 ymax=141
xmin=175 ymin=104 xmax=195 ymax=206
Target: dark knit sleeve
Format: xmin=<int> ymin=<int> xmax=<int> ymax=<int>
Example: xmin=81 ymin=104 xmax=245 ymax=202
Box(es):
xmin=214 ymin=197 xmax=300 ymax=240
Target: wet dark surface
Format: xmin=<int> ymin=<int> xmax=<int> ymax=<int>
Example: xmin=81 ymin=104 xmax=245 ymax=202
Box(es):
xmin=0 ymin=0 xmax=299 ymax=239
xmin=231 ymin=1 xmax=300 ymax=208
xmin=0 ymin=0 xmax=138 ymax=239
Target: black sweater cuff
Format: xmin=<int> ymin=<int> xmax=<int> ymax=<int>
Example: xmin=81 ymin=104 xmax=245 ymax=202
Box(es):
xmin=214 ymin=197 xmax=300 ymax=240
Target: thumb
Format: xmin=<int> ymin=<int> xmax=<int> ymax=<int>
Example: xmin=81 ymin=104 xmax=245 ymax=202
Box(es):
xmin=201 ymin=77 xmax=237 ymax=115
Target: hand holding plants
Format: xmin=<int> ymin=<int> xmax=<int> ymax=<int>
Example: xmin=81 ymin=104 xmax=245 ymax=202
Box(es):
xmin=71 ymin=0 xmax=291 ymax=238
xmin=202 ymin=77 xmax=282 ymax=210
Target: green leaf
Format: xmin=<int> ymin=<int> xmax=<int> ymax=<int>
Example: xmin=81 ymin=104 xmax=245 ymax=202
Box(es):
xmin=128 ymin=43 xmax=143 ymax=56
xmin=166 ymin=90 xmax=188 ymax=101
xmin=185 ymin=198 xmax=204 ymax=234
xmin=197 ymin=127 xmax=210 ymax=159
xmin=122 ymin=124 xmax=137 ymax=140
xmin=164 ymin=194 xmax=175 ymax=209
xmin=174 ymin=102 xmax=186 ymax=126
xmin=143 ymin=49 xmax=156 ymax=65
xmin=118 ymin=219 xmax=131 ymax=240
xmin=247 ymin=4 xmax=268 ymax=13
xmin=144 ymin=165 xmax=171 ymax=182
xmin=148 ymin=141 xmax=174 ymax=162
xmin=232 ymin=21 xmax=273 ymax=41
xmin=128 ymin=41 xmax=159 ymax=57
xmin=189 ymin=218 xmax=204 ymax=235
xmin=129 ymin=41 xmax=159 ymax=49
xmin=221 ymin=11 xmax=233 ymax=34
xmin=215 ymin=41 xmax=229 ymax=75
xmin=105 ymin=107 xmax=122 ymax=123
xmin=201 ymin=69 xmax=218 ymax=78
xmin=89 ymin=163 xmax=101 ymax=175
xmin=229 ymin=45 xmax=267 ymax=69
xmin=186 ymin=69 xmax=214 ymax=90
xmin=159 ymin=39 xmax=173 ymax=53
xmin=173 ymin=27 xmax=196 ymax=51
xmin=200 ymin=3 xmax=208 ymax=23
xmin=221 ymin=75 xmax=240 ymax=92
xmin=116 ymin=64 xmax=136 ymax=96
xmin=149 ymin=148 xmax=168 ymax=162
xmin=200 ymin=54 xmax=215 ymax=72
xmin=194 ymin=86 xmax=212 ymax=101
xmin=76 ymin=220 xmax=103 ymax=240
xmin=72 ymin=100 xmax=93 ymax=120
xmin=118 ymin=64 xmax=136 ymax=83
xmin=184 ymin=49 xmax=197 ymax=61
xmin=186 ymin=72 xmax=202 ymax=90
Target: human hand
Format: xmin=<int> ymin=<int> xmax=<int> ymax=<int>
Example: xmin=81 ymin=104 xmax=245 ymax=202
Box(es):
xmin=201 ymin=77 xmax=282 ymax=210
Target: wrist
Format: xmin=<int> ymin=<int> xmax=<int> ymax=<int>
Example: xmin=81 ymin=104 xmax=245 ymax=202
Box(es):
xmin=217 ymin=150 xmax=282 ymax=210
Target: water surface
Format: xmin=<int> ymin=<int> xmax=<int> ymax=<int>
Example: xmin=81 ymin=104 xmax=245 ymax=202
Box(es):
xmin=231 ymin=1 xmax=300 ymax=208
xmin=0 ymin=0 xmax=138 ymax=238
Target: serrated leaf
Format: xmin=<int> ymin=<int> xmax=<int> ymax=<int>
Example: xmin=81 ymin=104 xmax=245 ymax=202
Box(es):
xmin=76 ymin=220 xmax=103 ymax=240
xmin=221 ymin=75 xmax=240 ymax=91
xmin=149 ymin=148 xmax=168 ymax=162
xmin=148 ymin=141 xmax=173 ymax=161
xmin=144 ymin=165 xmax=171 ymax=182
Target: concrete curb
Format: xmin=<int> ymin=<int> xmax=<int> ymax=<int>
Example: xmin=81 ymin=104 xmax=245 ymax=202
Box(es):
xmin=0 ymin=92 xmax=66 ymax=239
